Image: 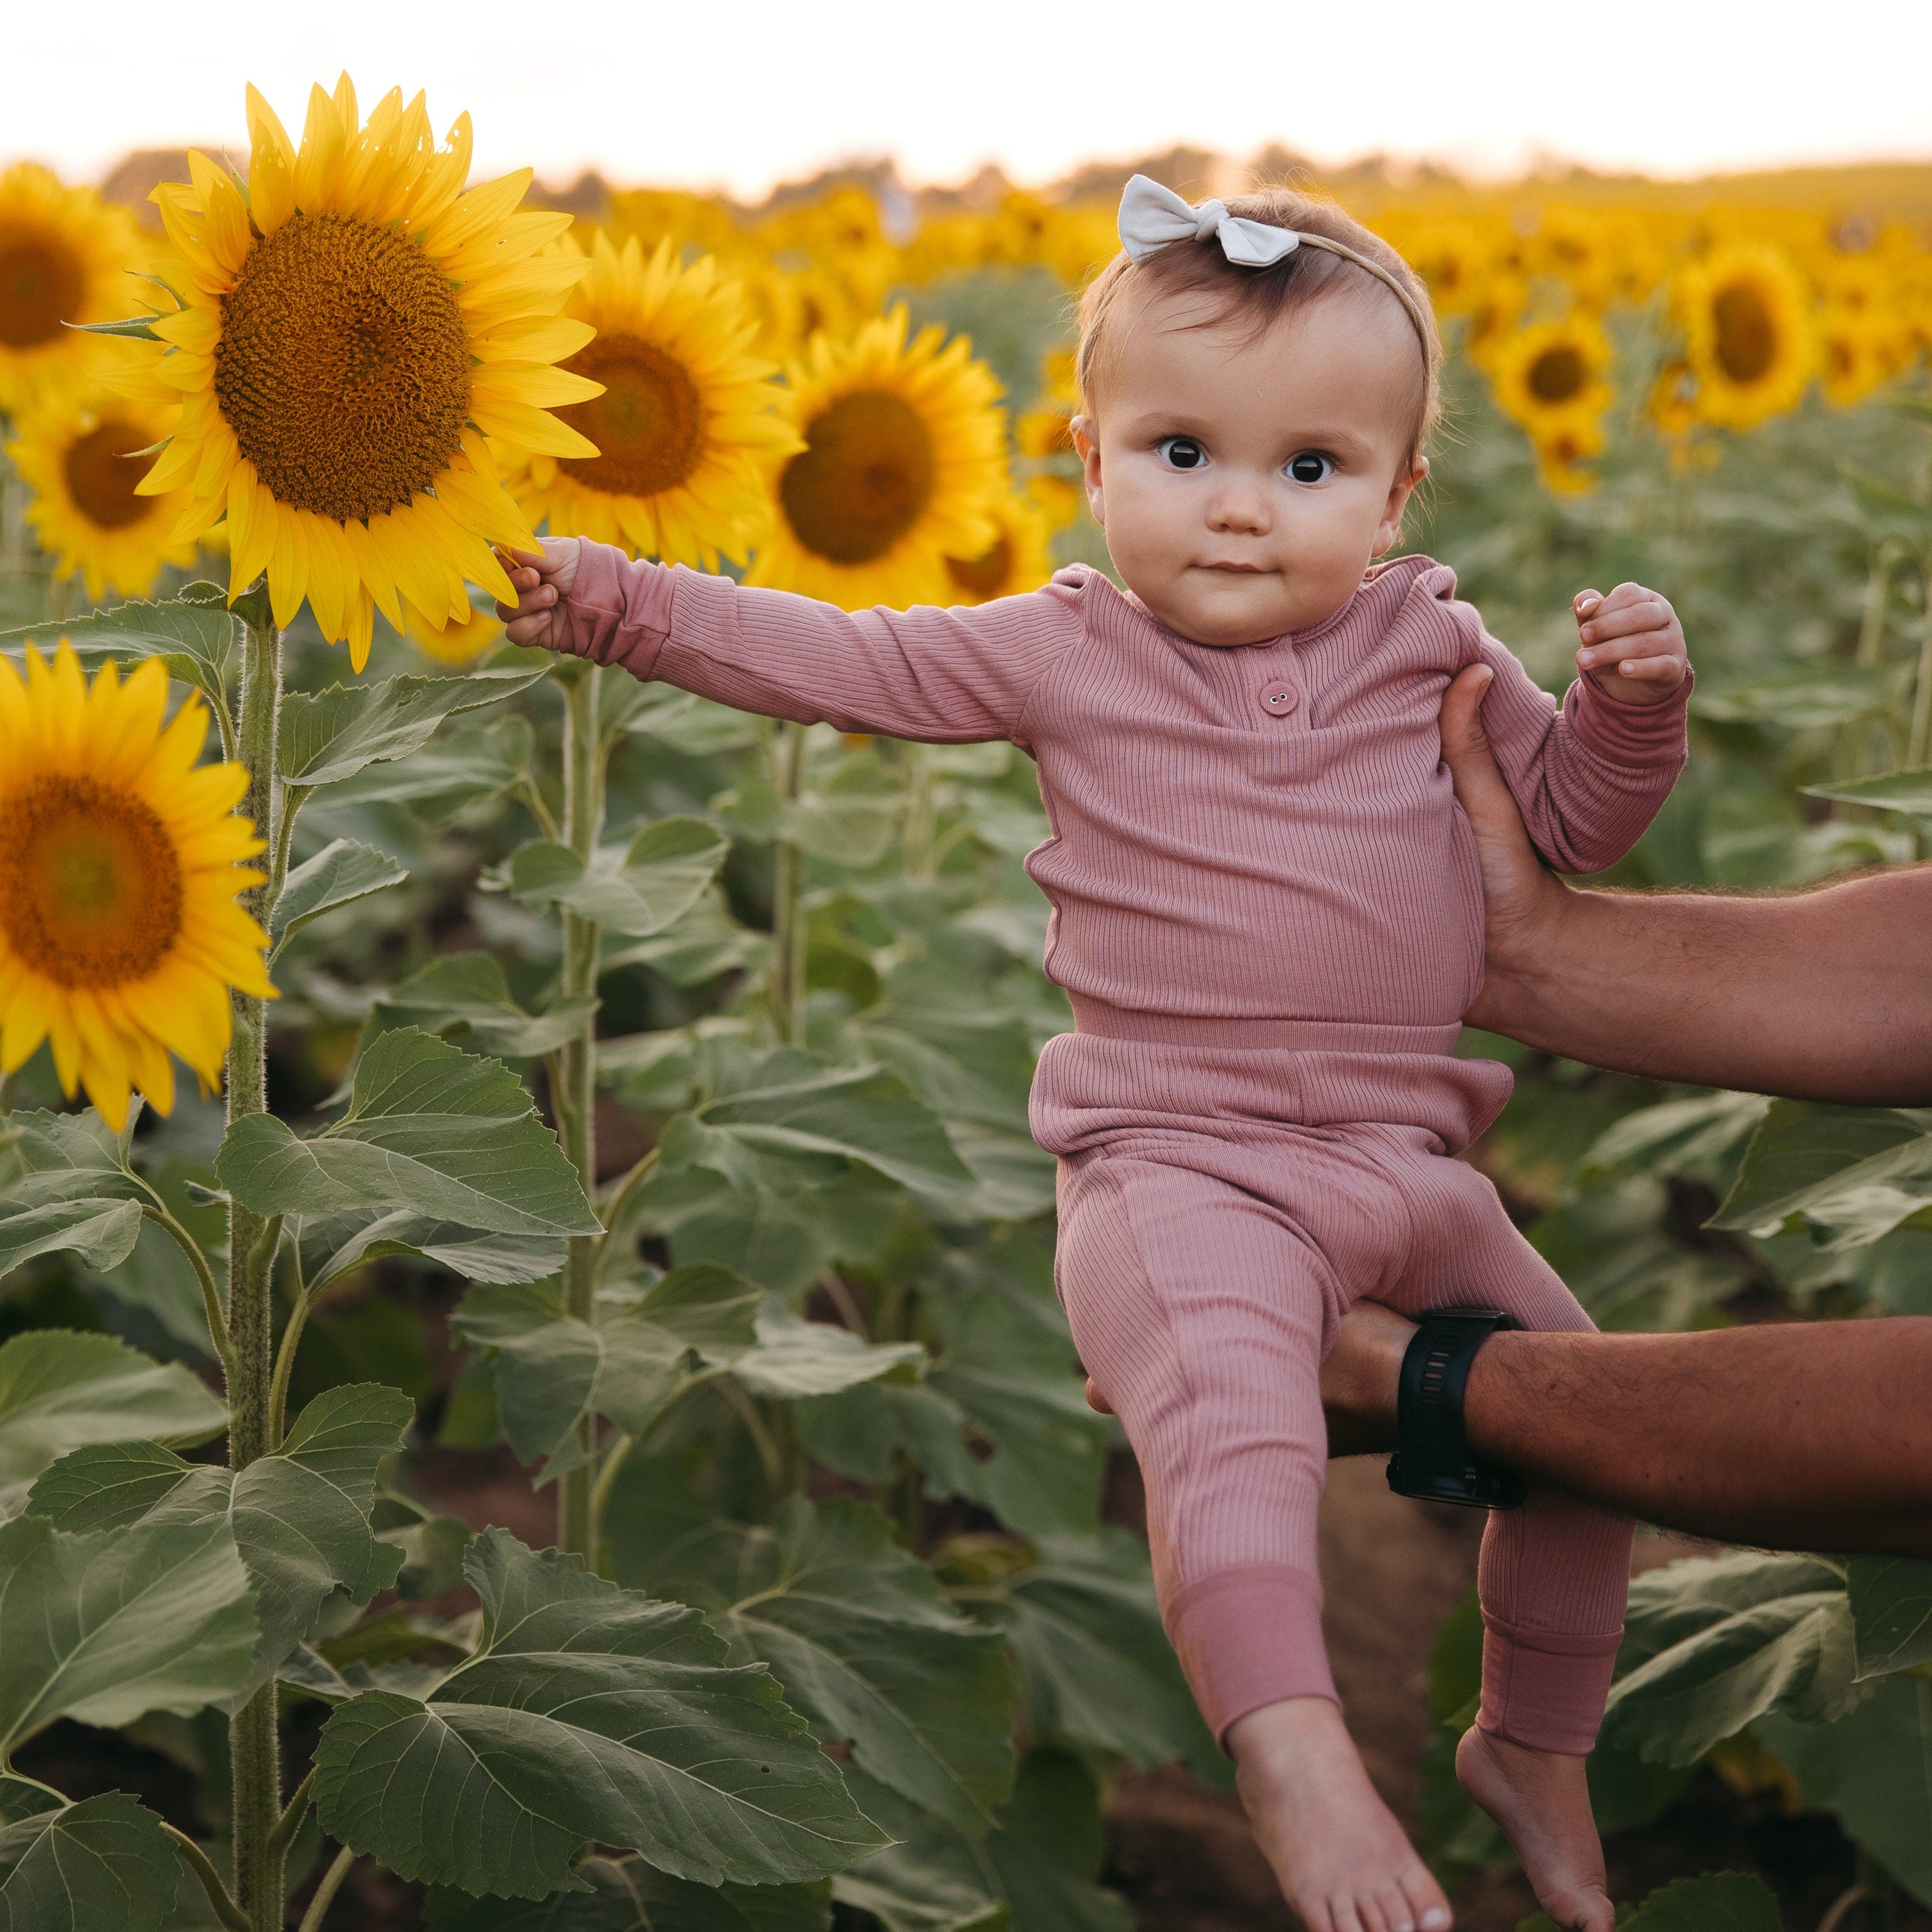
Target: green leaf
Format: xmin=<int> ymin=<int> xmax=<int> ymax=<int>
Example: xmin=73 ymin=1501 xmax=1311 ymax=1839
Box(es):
xmin=835 ymin=1754 xmax=1132 ymax=1932
xmin=730 ymin=1301 xmax=925 ymax=1400
xmin=296 ymin=1209 xmax=565 ymax=1296
xmin=0 ymin=1791 xmax=184 ymax=1932
xmin=1602 ymin=1552 xmax=1862 ymax=1765
xmin=0 ymin=1514 xmax=257 ymax=1750
xmin=328 ymin=712 xmax=536 ymax=821
xmin=0 ymin=583 xmax=234 ymax=712
xmin=1803 ymin=768 xmax=1932 ymax=816
xmin=614 ymin=683 xmax=761 ymax=756
xmin=980 ymin=1531 xmax=1222 ymax=1780
xmin=508 ymin=817 xmax=730 ymax=939
xmin=1759 ymin=1676 xmax=1932 ymax=1906
xmin=270 ymin=838 xmax=408 ymax=951
xmin=279 ymin=668 xmax=546 ymax=788
xmin=1692 ymin=663 xmax=1904 ymax=731
xmin=26 ymin=1383 xmax=411 ymax=1701
xmin=0 ymin=1110 xmax=147 ymax=1280
xmin=784 ymin=756 xmax=905 ymax=867
xmin=1846 ymin=1555 xmax=1932 ymax=1679
xmin=218 ymin=1029 xmax=600 ymax=1236
xmin=600 ymin=892 xmax=766 ymax=989
xmin=1709 ymin=1101 xmax=1932 ymax=1251
xmin=426 ymin=1856 xmax=831 ymax=1929
xmin=1577 ymin=1091 xmax=1770 ymax=1189
xmin=452 ymin=1265 xmax=761 ymax=1478
xmin=364 ymin=953 xmax=597 ymax=1062
xmin=0 ymin=1331 xmax=225 ymax=1492
xmin=638 ymin=1498 xmax=1016 ymax=1835
xmin=312 ymin=1528 xmax=890 ymax=1898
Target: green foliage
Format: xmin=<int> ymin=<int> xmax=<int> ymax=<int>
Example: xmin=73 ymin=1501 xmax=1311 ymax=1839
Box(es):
xmin=269 ymin=837 xmax=408 ymax=954
xmin=0 ymin=581 xmax=236 ymax=713
xmin=1710 ymin=1101 xmax=1932 ymax=1251
xmin=507 ymin=817 xmax=731 ymax=936
xmin=362 ymin=952 xmax=599 ymax=1061
xmin=0 ymin=1109 xmax=149 ymax=1279
xmin=312 ymin=1528 xmax=889 ymax=1897
xmin=426 ymin=1859 xmax=831 ymax=1929
xmin=0 ymin=1790 xmax=185 ymax=1932
xmin=278 ymin=667 xmax=547 ymax=788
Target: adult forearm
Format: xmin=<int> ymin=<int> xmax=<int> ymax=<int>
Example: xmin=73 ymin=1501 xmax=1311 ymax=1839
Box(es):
xmin=1470 ymin=865 xmax=1932 ymax=1105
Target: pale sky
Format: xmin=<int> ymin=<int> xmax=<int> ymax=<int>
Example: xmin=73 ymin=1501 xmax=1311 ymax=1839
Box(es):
xmin=11 ymin=0 xmax=1932 ymax=198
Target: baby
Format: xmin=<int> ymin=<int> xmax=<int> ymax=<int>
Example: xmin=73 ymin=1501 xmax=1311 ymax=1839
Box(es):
xmin=500 ymin=178 xmax=1690 ymax=1932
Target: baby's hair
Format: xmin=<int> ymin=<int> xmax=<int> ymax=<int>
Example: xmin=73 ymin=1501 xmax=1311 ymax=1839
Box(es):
xmin=1075 ymin=186 xmax=1443 ymax=467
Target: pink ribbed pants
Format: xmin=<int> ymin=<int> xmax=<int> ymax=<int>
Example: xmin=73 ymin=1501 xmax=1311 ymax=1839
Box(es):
xmin=1038 ymin=1018 xmax=1633 ymax=1758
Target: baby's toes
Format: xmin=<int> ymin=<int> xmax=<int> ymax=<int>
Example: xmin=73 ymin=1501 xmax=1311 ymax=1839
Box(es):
xmin=1368 ymin=1883 xmax=1418 ymax=1932
xmin=1401 ymin=1870 xmax=1452 ymax=1932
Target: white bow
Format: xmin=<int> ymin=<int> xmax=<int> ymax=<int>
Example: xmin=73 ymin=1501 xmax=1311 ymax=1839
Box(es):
xmin=1117 ymin=173 xmax=1302 ymax=269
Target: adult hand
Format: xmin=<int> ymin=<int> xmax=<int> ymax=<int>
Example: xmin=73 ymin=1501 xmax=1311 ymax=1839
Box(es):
xmin=1440 ymin=664 xmax=1575 ymax=1031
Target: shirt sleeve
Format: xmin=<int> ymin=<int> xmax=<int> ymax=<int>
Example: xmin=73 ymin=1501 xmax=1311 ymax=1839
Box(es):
xmin=1457 ymin=606 xmax=1691 ymax=875
xmin=552 ymin=538 xmax=1086 ymax=747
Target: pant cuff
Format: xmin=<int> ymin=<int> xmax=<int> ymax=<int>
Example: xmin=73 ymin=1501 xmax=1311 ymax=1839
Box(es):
xmin=1477 ymin=1613 xmax=1623 ymax=1755
xmin=1166 ymin=1564 xmax=1337 ymax=1753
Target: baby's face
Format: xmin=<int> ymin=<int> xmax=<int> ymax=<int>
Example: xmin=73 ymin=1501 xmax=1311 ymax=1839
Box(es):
xmin=1075 ymin=290 xmax=1427 ymax=647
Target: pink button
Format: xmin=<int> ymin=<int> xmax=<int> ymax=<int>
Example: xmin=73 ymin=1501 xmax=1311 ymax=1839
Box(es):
xmin=1258 ymin=679 xmax=1298 ymax=716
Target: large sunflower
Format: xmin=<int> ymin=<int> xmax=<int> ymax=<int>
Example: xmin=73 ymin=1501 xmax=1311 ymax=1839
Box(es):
xmin=513 ymin=233 xmax=797 ymax=570
xmin=0 ymin=643 xmax=274 ymax=1130
xmin=1486 ymin=315 xmax=1614 ymax=439
xmin=8 ymin=391 xmax=196 ymax=601
xmin=943 ymin=492 xmax=1056 ymax=606
xmin=1676 ymin=244 xmax=1814 ymax=431
xmin=750 ymin=307 xmax=1006 ymax=611
xmin=0 ymin=164 xmax=147 ymax=415
xmin=406 ymin=596 xmax=502 ymax=667
xmin=120 ymin=76 xmax=603 ymax=671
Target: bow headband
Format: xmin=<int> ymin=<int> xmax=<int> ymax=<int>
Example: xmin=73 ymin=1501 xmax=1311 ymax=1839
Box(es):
xmin=1115 ymin=173 xmax=1434 ymax=361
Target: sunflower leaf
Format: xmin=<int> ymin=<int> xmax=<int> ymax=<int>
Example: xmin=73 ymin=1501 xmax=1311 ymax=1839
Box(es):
xmin=360 ymin=952 xmax=598 ymax=1062
xmin=0 ymin=1331 xmax=225 ymax=1495
xmin=311 ymin=1528 xmax=890 ymax=1897
xmin=507 ymin=817 xmax=731 ymax=939
xmin=270 ymin=838 xmax=408 ymax=952
xmin=424 ymin=1857 xmax=832 ymax=1930
xmin=216 ymin=1029 xmax=600 ymax=1237
xmin=0 ymin=1513 xmax=258 ymax=1752
xmin=25 ymin=1383 xmax=412 ymax=1704
xmin=326 ymin=713 xmax=535 ymax=822
xmin=0 ymin=1109 xmax=150 ymax=1280
xmin=0 ymin=1792 xmax=184 ymax=1932
xmin=0 ymin=583 xmax=235 ymax=710
xmin=298 ymin=1210 xmax=565 ymax=1296
xmin=278 ymin=668 xmax=547 ymax=789
xmin=728 ymin=1301 xmax=925 ymax=1401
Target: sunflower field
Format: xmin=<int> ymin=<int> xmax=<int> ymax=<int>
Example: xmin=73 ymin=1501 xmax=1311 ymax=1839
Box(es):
xmin=3 ymin=76 xmax=1932 ymax=1932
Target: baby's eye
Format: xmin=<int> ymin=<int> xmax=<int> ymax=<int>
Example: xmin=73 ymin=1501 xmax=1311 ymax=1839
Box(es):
xmin=1158 ymin=436 xmax=1208 ymax=471
xmin=1286 ymin=451 xmax=1334 ymax=484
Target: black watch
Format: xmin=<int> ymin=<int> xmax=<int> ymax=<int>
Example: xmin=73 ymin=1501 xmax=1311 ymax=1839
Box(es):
xmin=1384 ymin=1307 xmax=1528 ymax=1509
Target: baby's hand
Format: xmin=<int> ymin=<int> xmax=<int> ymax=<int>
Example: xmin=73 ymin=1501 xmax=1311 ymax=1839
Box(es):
xmin=1573 ymin=582 xmax=1688 ymax=705
xmin=493 ymin=538 xmax=580 ymax=652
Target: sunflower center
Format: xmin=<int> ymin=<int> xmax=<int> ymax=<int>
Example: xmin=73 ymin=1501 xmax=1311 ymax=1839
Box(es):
xmin=63 ymin=419 xmax=157 ymax=531
xmin=0 ymin=777 xmax=185 ymax=988
xmin=945 ymin=532 xmax=1014 ymax=600
xmin=781 ymin=389 xmax=937 ymax=565
xmin=214 ymin=211 xmax=471 ymax=522
xmin=1528 ymin=345 xmax=1587 ymax=404
xmin=1712 ymin=285 xmax=1777 ymax=386
xmin=558 ymin=334 xmax=706 ymax=498
xmin=0 ymin=223 xmax=83 ymax=350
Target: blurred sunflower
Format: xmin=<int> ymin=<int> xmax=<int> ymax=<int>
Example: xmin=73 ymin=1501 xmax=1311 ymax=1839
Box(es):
xmin=8 ymin=392 xmax=196 ymax=601
xmin=1676 ymin=244 xmax=1813 ymax=431
xmin=1819 ymin=308 xmax=1903 ymax=410
xmin=752 ymin=307 xmax=1005 ymax=611
xmin=1486 ymin=316 xmax=1613 ymax=440
xmin=0 ymin=643 xmax=273 ymax=1130
xmin=406 ymin=597 xmax=503 ymax=666
xmin=943 ymin=493 xmax=1056 ymax=605
xmin=119 ymin=76 xmax=602 ymax=670
xmin=514 ymin=234 xmax=797 ymax=570
xmin=1531 ymin=417 xmax=1605 ymax=495
xmin=1016 ymin=349 xmax=1083 ymax=530
xmin=0 ymin=164 xmax=147 ymax=414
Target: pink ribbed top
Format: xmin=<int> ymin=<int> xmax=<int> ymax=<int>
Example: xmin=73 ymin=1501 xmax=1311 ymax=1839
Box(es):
xmin=556 ymin=543 xmax=1689 ymax=1040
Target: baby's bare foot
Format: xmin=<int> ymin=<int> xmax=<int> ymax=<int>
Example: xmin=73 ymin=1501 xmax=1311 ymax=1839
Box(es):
xmin=1231 ymin=1697 xmax=1451 ymax=1932
xmin=1455 ymin=1727 xmax=1612 ymax=1931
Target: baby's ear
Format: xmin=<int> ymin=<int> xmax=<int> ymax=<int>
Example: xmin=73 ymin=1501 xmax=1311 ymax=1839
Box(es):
xmin=1070 ymin=416 xmax=1104 ymax=526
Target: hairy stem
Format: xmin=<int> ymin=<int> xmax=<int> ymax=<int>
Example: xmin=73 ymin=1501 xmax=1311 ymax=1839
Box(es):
xmin=556 ymin=665 xmax=604 ymax=1559
xmin=768 ymin=720 xmax=809 ymax=1045
xmin=226 ymin=600 xmax=285 ymax=1931
xmin=294 ymin=1846 xmax=356 ymax=1932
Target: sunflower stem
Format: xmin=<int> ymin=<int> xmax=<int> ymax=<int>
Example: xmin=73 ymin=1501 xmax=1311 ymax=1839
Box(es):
xmin=138 ymin=1198 xmax=232 ymax=1377
xmin=226 ymin=604 xmax=285 ymax=1932
xmin=556 ymin=663 xmax=604 ymax=1560
xmin=768 ymin=721 xmax=810 ymax=1046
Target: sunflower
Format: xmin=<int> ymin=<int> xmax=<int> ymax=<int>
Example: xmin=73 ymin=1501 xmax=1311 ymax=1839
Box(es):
xmin=1015 ymin=349 xmax=1083 ymax=531
xmin=1676 ymin=244 xmax=1814 ymax=432
xmin=750 ymin=307 xmax=1006 ymax=611
xmin=1486 ymin=316 xmax=1614 ymax=439
xmin=1530 ymin=417 xmax=1605 ymax=495
xmin=406 ymin=597 xmax=503 ymax=666
xmin=0 ymin=643 xmax=273 ymax=1131
xmin=513 ymin=234 xmax=797 ymax=570
xmin=0 ymin=164 xmax=147 ymax=414
xmin=943 ymin=492 xmax=1056 ymax=605
xmin=118 ymin=76 xmax=603 ymax=672
xmin=8 ymin=391 xmax=196 ymax=601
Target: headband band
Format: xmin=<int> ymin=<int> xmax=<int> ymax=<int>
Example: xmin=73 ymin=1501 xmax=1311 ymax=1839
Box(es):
xmin=1115 ymin=174 xmax=1435 ymax=362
